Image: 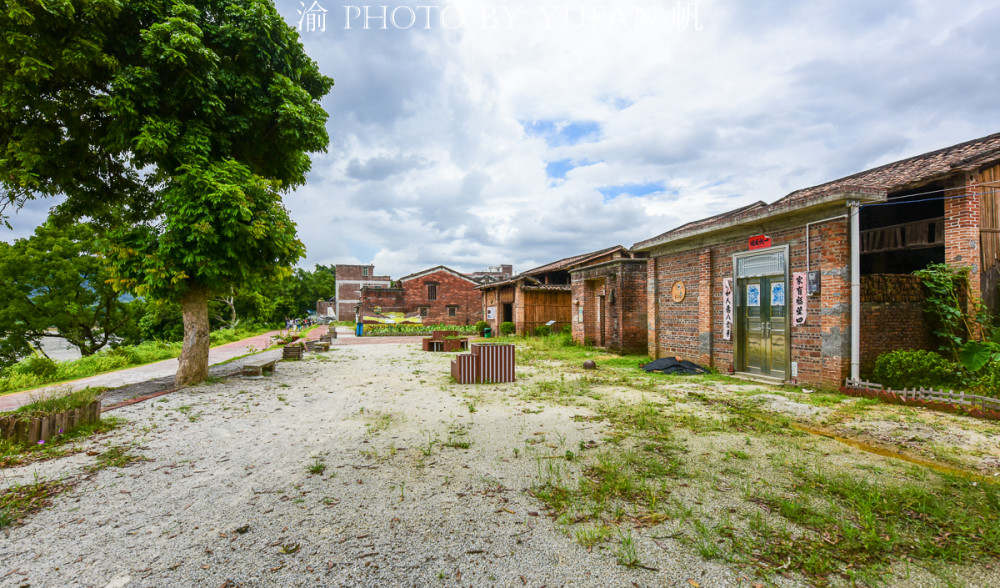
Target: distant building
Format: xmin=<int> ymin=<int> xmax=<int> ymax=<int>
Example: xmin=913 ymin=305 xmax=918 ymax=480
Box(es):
xmin=478 ymin=247 xmax=633 ymax=336
xmin=359 ymin=266 xmax=488 ymax=326
xmin=317 ymin=264 xmax=391 ymax=321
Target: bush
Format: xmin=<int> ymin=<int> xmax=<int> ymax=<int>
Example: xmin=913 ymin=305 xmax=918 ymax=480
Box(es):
xmin=972 ymin=361 xmax=1000 ymax=397
xmin=12 ymin=354 xmax=58 ymax=379
xmin=475 ymin=321 xmax=489 ymax=336
xmin=534 ymin=325 xmax=551 ymax=337
xmin=872 ymin=350 xmax=963 ymax=389
xmin=498 ymin=321 xmax=516 ymax=336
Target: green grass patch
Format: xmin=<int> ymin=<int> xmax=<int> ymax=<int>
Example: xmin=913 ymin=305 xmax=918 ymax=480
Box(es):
xmin=740 ymin=463 xmax=1000 ymax=584
xmin=6 ymin=388 xmax=101 ymax=418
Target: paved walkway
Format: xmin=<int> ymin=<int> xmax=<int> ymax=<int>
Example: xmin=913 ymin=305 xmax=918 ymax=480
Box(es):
xmin=0 ymin=326 xmax=333 ymax=412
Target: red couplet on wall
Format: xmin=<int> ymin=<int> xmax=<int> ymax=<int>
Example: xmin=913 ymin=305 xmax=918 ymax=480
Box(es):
xmin=748 ymin=234 xmax=772 ymax=250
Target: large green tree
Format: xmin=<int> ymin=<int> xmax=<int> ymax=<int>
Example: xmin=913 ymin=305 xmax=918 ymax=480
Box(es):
xmin=0 ymin=221 xmax=140 ymax=368
xmin=0 ymin=0 xmax=332 ymax=384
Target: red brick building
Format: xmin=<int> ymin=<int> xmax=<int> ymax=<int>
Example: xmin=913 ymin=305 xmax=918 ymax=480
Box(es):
xmin=359 ymin=265 xmax=512 ymax=326
xmin=479 ymin=246 xmax=632 ymax=336
xmin=569 ymin=257 xmax=648 ymax=353
xmin=634 ymin=133 xmax=1000 ymax=388
xmin=316 ymin=264 xmax=391 ymax=321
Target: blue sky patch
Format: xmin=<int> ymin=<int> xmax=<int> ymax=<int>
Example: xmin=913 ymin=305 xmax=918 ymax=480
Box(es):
xmin=598 ymin=182 xmax=666 ymax=202
xmin=545 ymin=159 xmax=575 ymax=179
xmin=522 ymin=119 xmax=601 ymax=147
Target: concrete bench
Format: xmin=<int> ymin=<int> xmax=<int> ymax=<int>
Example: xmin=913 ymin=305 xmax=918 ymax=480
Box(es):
xmin=243 ymin=357 xmax=277 ymax=376
xmin=307 ymin=340 xmax=330 ymax=352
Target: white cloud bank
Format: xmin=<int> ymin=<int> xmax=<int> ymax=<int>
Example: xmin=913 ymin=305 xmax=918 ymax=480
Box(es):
xmin=7 ymin=0 xmax=1000 ymax=278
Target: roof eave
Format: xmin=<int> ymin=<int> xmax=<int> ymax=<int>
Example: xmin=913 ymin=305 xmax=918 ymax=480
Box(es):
xmin=633 ymin=190 xmax=884 ymax=252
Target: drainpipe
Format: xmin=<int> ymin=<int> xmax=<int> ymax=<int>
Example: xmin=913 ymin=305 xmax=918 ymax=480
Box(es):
xmin=805 ymin=214 xmax=848 ymax=274
xmin=849 ymin=200 xmax=861 ymax=381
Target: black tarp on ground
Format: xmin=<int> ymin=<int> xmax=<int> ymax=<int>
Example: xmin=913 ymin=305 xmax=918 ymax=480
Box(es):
xmin=640 ymin=357 xmax=707 ymax=375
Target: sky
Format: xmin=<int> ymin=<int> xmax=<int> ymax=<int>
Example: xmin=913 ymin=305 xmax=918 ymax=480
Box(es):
xmin=5 ymin=0 xmax=1000 ymax=278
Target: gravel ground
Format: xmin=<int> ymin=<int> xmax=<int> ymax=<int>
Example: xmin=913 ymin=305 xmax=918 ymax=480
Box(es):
xmin=0 ymin=344 xmax=742 ymax=588
xmin=2 ymin=342 xmax=999 ymax=588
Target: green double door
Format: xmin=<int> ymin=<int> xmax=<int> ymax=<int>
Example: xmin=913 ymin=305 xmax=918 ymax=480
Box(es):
xmin=738 ymin=275 xmax=788 ymax=380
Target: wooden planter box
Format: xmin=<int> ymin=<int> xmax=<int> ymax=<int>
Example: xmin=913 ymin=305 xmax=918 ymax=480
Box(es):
xmin=0 ymin=400 xmax=102 ymax=445
xmin=283 ymin=344 xmax=305 ymax=360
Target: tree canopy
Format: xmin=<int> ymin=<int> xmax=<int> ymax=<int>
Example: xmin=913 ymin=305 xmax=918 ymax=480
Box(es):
xmin=1 ymin=0 xmax=333 ymax=384
xmin=0 ymin=221 xmax=140 ymax=368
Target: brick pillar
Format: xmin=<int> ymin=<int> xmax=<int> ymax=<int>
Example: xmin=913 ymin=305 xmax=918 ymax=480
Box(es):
xmin=698 ymin=250 xmax=713 ymax=367
xmin=647 ymin=257 xmax=659 ymax=359
xmin=944 ymin=176 xmax=983 ymax=317
xmin=820 ymin=220 xmax=851 ymax=387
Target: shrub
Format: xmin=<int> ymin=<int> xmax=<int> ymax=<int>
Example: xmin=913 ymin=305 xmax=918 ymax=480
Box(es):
xmin=972 ymin=361 xmax=1000 ymax=397
xmin=498 ymin=321 xmax=516 ymax=336
xmin=475 ymin=321 xmax=489 ymax=336
xmin=872 ymin=350 xmax=963 ymax=389
xmin=12 ymin=354 xmax=58 ymax=379
xmin=534 ymin=325 xmax=551 ymax=337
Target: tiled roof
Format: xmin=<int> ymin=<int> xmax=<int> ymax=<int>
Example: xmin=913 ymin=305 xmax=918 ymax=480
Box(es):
xmin=635 ymin=132 xmax=1000 ymax=250
xmin=478 ymin=245 xmax=628 ymax=290
xmin=522 ymin=284 xmax=572 ymax=292
xmin=397 ymin=265 xmax=480 ymax=285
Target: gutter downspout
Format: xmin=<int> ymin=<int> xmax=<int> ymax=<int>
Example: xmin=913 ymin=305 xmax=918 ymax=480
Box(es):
xmin=805 ymin=214 xmax=848 ymax=274
xmin=849 ymin=201 xmax=861 ymax=381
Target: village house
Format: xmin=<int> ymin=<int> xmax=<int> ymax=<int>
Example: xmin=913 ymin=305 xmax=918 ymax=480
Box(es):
xmin=316 ymin=264 xmax=391 ymax=321
xmin=633 ymin=132 xmax=1000 ymax=388
xmin=569 ymin=255 xmax=648 ymax=353
xmin=478 ymin=246 xmax=634 ymax=336
xmin=359 ymin=265 xmax=513 ymax=326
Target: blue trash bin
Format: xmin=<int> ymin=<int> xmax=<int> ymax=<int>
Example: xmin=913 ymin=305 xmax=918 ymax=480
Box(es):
xmin=355 ymin=323 xmax=363 ymax=337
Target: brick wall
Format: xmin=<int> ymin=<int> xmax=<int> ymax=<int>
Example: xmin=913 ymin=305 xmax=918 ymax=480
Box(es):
xmin=859 ymin=274 xmax=935 ymax=376
xmin=400 ymin=269 xmax=482 ymax=325
xmin=647 ymin=212 xmax=852 ymax=387
xmin=944 ymin=176 xmax=983 ymax=337
xmin=570 ymin=259 xmax=648 ymax=353
xmin=334 ymin=264 xmax=391 ymax=320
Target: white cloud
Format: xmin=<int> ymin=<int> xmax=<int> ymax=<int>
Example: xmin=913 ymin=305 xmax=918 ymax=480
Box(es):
xmin=6 ymin=0 xmax=1000 ymax=280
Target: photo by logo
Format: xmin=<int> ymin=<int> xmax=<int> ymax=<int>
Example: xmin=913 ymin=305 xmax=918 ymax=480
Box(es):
xmin=297 ymin=1 xmax=327 ymax=32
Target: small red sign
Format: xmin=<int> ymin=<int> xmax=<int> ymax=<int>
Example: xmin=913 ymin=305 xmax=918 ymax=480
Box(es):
xmin=748 ymin=234 xmax=771 ymax=250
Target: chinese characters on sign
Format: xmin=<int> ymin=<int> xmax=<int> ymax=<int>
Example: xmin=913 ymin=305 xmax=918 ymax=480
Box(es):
xmin=486 ymin=306 xmax=496 ymax=320
xmin=792 ymin=272 xmax=807 ymax=325
xmin=748 ymin=234 xmax=771 ymax=250
xmin=722 ymin=278 xmax=733 ymax=340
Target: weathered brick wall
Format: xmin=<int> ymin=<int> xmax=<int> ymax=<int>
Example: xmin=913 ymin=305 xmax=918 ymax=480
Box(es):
xmin=401 ymin=270 xmax=482 ymax=325
xmin=859 ymin=274 xmax=935 ymax=376
xmin=358 ymin=287 xmax=407 ymax=319
xmin=334 ymin=264 xmax=390 ymax=319
xmin=571 ymin=260 xmax=648 ymax=353
xmin=647 ymin=213 xmax=851 ymax=387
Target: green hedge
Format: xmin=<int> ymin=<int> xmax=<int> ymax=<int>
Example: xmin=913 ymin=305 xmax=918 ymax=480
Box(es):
xmin=872 ymin=350 xmax=964 ymax=390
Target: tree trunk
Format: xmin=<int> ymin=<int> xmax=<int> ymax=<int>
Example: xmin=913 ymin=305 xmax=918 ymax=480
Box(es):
xmin=176 ymin=286 xmax=211 ymax=386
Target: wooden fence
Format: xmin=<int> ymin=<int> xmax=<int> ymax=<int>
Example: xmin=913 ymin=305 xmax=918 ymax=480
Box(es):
xmin=0 ymin=400 xmax=102 ymax=445
xmin=843 ymin=379 xmax=1000 ymax=418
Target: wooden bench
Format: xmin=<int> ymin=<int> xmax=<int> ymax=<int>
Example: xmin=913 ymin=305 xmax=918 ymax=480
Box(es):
xmin=242 ymin=357 xmax=277 ymax=376
xmin=422 ymin=330 xmax=468 ymax=352
xmin=282 ymin=345 xmax=304 ymax=360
